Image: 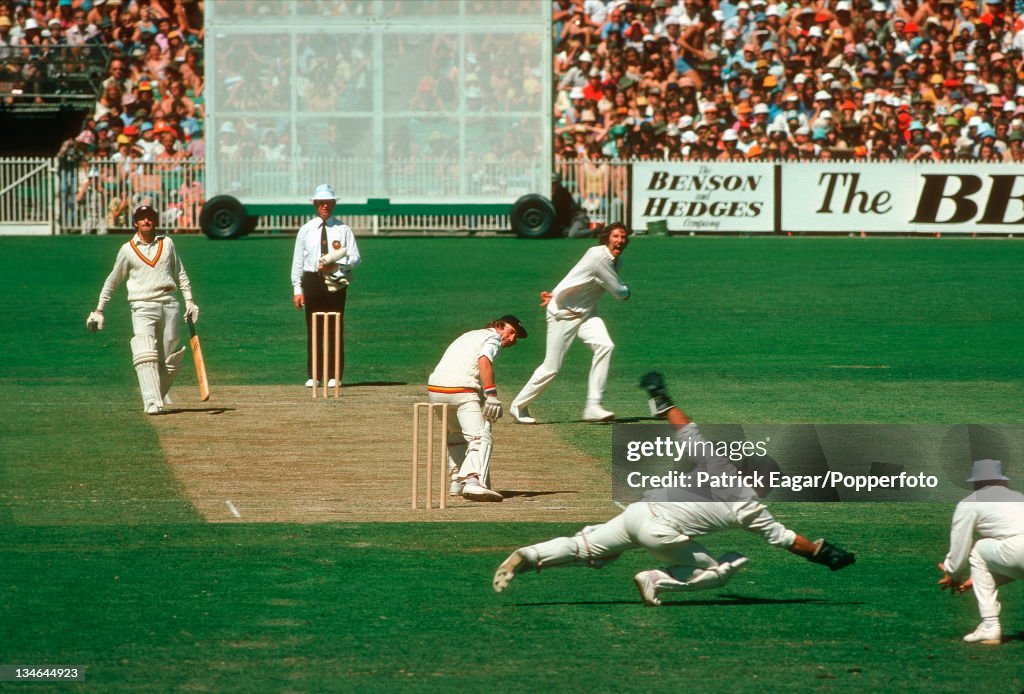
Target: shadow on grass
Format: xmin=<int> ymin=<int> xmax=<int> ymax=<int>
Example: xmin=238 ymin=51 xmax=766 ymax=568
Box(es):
xmin=525 ymin=416 xmax=663 ymax=425
xmin=500 ymin=490 xmax=579 ymax=499
xmin=1002 ymin=631 xmax=1024 ymax=644
xmin=345 ymin=381 xmax=408 ymax=387
xmin=162 ymin=407 xmax=235 ymax=415
xmin=614 ymin=415 xmax=671 ymax=424
xmin=512 ymin=595 xmax=867 ymax=608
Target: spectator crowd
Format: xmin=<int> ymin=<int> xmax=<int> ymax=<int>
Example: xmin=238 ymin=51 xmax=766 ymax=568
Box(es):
xmin=0 ymin=0 xmax=205 ymax=230
xmin=4 ymin=0 xmax=1024 ymax=231
xmin=554 ymin=0 xmax=1024 ymax=161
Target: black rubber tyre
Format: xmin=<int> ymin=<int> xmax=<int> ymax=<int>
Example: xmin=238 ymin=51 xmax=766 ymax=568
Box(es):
xmin=510 ymin=194 xmax=557 ymax=239
xmin=200 ymin=195 xmax=247 ymax=240
xmin=241 ymin=214 xmax=259 ymax=236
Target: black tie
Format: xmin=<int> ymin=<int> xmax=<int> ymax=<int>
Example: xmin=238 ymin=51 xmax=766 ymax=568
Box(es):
xmin=320 ymin=221 xmax=328 ymax=257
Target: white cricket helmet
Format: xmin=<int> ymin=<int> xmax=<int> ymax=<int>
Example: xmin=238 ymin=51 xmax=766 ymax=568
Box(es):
xmin=311 ymin=184 xmax=338 ymax=201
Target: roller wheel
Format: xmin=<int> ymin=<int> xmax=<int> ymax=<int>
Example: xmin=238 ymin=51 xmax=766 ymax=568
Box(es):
xmin=200 ymin=195 xmax=247 ymax=240
xmin=510 ymin=194 xmax=556 ymax=239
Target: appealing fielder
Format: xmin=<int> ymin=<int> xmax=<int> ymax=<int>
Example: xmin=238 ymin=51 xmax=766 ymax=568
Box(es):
xmin=291 ymin=184 xmax=361 ymax=388
xmin=509 ymin=222 xmax=631 ymax=425
xmin=86 ymin=204 xmax=200 ymax=415
xmin=494 ymin=372 xmax=855 ymax=604
xmin=938 ymin=458 xmax=1024 ymax=645
xmin=427 ymin=316 xmax=528 ymax=503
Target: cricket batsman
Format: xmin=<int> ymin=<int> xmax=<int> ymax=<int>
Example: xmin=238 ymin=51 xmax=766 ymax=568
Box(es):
xmin=427 ymin=315 xmax=528 ymax=502
xmin=86 ymin=204 xmax=199 ymax=414
xmin=494 ymin=372 xmax=855 ymax=605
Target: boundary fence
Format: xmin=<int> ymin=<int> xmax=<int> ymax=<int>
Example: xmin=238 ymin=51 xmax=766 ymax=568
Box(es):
xmin=1 ymin=156 xmax=1018 ymax=236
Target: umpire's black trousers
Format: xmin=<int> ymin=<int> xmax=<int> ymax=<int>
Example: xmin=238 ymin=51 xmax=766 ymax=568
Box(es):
xmin=301 ymin=271 xmax=347 ymax=383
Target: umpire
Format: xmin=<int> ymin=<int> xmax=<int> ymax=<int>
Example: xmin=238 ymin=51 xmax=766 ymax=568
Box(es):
xmin=290 ymin=184 xmax=362 ymax=388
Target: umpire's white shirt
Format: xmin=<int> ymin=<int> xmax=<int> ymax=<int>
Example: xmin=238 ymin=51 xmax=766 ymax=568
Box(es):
xmin=549 ymin=245 xmax=629 ymax=317
xmin=428 ymin=329 xmax=503 ymax=391
xmin=290 ymin=215 xmax=361 ymax=295
xmin=943 ymin=485 xmax=1024 ymax=581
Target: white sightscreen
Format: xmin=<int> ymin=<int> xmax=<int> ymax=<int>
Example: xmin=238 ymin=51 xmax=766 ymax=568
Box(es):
xmin=206 ymin=0 xmax=550 ymax=205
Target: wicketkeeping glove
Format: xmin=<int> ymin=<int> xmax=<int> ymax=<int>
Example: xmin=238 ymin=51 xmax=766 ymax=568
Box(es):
xmin=638 ymin=371 xmax=675 ymax=417
xmin=86 ymin=310 xmax=104 ymax=333
xmin=807 ymin=539 xmax=855 ymax=571
xmin=482 ymin=396 xmax=503 ymax=422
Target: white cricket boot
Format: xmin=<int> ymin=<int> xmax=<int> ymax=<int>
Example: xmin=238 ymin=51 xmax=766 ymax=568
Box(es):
xmin=510 ymin=403 xmax=537 ymax=424
xmin=462 ymin=475 xmax=502 ymax=502
xmin=963 ymin=622 xmax=1001 ymax=645
xmin=583 ymin=403 xmax=615 ymax=422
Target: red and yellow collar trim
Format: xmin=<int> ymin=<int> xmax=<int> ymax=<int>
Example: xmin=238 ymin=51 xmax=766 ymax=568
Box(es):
xmin=130 ymin=236 xmax=163 ymax=267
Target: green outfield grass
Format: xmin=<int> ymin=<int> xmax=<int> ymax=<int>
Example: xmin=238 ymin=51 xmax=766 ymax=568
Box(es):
xmin=1 ymin=235 xmax=1022 ymax=691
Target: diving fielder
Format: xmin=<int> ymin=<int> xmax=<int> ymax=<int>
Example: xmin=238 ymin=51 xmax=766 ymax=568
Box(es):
xmin=938 ymin=459 xmax=1024 ymax=645
xmin=494 ymin=372 xmax=855 ymax=605
xmin=86 ymin=204 xmax=200 ymax=414
xmin=427 ymin=316 xmax=528 ymax=503
xmin=509 ymin=222 xmax=631 ymax=425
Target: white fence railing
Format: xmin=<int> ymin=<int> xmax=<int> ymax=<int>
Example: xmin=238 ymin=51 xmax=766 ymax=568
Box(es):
xmin=0 ymin=156 xmax=554 ymax=235
xmin=0 ymin=157 xmax=56 ymax=234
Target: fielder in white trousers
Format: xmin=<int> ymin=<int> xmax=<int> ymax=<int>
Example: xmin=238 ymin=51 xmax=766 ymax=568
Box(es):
xmin=940 ymin=459 xmax=1024 ymax=645
xmin=495 ymin=372 xmax=857 ymax=605
xmin=511 ymin=223 xmax=631 ymax=424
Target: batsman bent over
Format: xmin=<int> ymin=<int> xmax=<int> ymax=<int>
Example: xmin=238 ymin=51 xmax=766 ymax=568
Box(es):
xmin=427 ymin=316 xmax=528 ymax=503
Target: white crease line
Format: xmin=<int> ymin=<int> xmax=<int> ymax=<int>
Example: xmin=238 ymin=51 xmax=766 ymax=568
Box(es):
xmin=225 ymin=500 xmax=241 ymax=518
xmin=612 ymin=501 xmax=626 ymax=510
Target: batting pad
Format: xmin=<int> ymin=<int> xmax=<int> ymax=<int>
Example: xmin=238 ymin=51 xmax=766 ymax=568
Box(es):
xmin=161 ymin=345 xmax=187 ymax=400
xmin=131 ymin=336 xmax=163 ymax=411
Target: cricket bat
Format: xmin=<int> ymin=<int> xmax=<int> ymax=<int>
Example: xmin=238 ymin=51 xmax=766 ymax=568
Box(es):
xmin=187 ymin=316 xmax=211 ymax=401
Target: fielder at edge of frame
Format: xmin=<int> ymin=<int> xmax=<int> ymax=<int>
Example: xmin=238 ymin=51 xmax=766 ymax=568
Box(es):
xmin=426 ymin=315 xmax=528 ymax=503
xmin=493 ymin=371 xmax=855 ymax=605
xmin=937 ymin=458 xmax=1024 ymax=646
xmin=86 ymin=204 xmax=200 ymax=415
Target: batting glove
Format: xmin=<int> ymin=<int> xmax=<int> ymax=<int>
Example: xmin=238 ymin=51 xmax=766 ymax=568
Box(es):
xmin=86 ymin=310 xmax=104 ymax=332
xmin=184 ymin=301 xmax=200 ymax=324
xmin=483 ymin=396 xmax=503 ymax=422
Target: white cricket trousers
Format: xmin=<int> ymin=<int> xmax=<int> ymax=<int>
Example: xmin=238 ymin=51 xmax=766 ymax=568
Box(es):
xmin=512 ymin=310 xmax=614 ymax=409
xmin=523 ymin=503 xmax=741 ymax=594
xmin=130 ymin=299 xmax=181 ymax=361
xmin=426 ymin=391 xmax=494 ymax=488
xmin=969 ymin=534 xmax=1024 ymax=620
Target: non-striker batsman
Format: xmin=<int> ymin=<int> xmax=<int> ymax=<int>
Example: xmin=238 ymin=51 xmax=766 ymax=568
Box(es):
xmin=86 ymin=204 xmax=200 ymax=414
